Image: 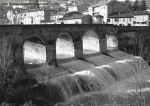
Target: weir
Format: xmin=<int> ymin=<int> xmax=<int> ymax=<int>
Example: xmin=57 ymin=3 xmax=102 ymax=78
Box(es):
xmin=44 ymin=56 xmax=150 ymax=104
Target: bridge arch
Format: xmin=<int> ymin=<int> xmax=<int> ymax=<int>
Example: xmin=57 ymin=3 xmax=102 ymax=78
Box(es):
xmin=26 ymin=35 xmax=46 ymax=45
xmin=82 ymin=29 xmax=100 ymax=54
xmin=24 ymin=35 xmax=46 ymax=64
xmin=106 ymin=28 xmax=118 ymax=50
xmin=56 ymin=32 xmax=75 ymax=59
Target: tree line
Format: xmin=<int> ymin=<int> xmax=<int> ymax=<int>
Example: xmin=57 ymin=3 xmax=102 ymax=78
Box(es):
xmin=125 ymin=0 xmax=147 ymax=12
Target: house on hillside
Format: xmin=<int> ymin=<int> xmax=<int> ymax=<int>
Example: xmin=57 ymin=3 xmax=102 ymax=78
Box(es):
xmin=88 ymin=0 xmax=126 ymax=23
xmin=58 ymin=13 xmax=88 ymax=24
xmin=108 ymin=13 xmax=134 ymax=26
xmin=58 ymin=12 xmax=103 ymax=24
xmin=12 ymin=8 xmax=57 ymax=24
xmin=68 ymin=3 xmax=91 ymax=13
xmin=133 ymin=11 xmax=150 ymax=26
xmin=59 ymin=1 xmax=68 ymax=9
xmin=108 ymin=11 xmax=150 ymax=26
xmin=50 ymin=11 xmax=65 ymax=23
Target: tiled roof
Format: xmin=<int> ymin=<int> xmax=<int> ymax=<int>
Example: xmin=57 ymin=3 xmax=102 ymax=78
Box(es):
xmin=108 ymin=13 xmax=133 ymax=18
xmin=89 ymin=0 xmax=124 ymax=8
xmin=89 ymin=1 xmax=110 ymax=7
xmin=77 ymin=3 xmax=91 ymax=12
xmin=108 ymin=11 xmax=150 ymax=18
xmin=59 ymin=12 xmax=89 ymax=20
xmin=16 ymin=8 xmax=57 ymax=13
xmin=59 ymin=14 xmax=85 ymax=20
xmin=51 ymin=11 xmax=65 ymax=16
xmin=131 ymin=11 xmax=150 ymax=15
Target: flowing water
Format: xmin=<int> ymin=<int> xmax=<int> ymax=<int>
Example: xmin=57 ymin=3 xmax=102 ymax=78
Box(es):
xmin=46 ymin=56 xmax=150 ymax=104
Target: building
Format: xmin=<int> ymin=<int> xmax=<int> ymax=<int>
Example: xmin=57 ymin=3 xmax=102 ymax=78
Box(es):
xmin=108 ymin=13 xmax=134 ymax=26
xmin=58 ymin=12 xmax=103 ymax=24
xmin=88 ymin=0 xmax=126 ymax=23
xmin=59 ymin=1 xmax=68 ymax=9
xmin=50 ymin=11 xmax=64 ymax=23
xmin=108 ymin=11 xmax=150 ymax=26
xmin=7 ymin=10 xmax=14 ymax=24
xmin=133 ymin=11 xmax=150 ymax=26
xmin=68 ymin=3 xmax=91 ymax=13
xmin=58 ymin=12 xmax=90 ymax=24
xmin=81 ymin=10 xmax=89 ymax=15
xmin=12 ymin=9 xmax=57 ymax=24
xmin=23 ymin=0 xmax=39 ymax=9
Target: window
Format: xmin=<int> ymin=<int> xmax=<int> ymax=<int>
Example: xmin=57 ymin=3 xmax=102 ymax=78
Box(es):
xmin=142 ymin=22 xmax=146 ymax=24
xmin=107 ymin=19 xmax=110 ymax=22
xmin=31 ymin=17 xmax=33 ymax=24
xmin=75 ymin=21 xmax=78 ymax=24
xmin=123 ymin=18 xmax=125 ymax=22
xmin=115 ymin=18 xmax=119 ymax=22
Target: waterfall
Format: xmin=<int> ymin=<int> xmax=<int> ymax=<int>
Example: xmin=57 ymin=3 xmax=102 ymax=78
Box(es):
xmin=44 ymin=56 xmax=150 ymax=104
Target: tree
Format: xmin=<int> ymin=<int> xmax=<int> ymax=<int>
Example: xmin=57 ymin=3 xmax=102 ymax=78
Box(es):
xmin=132 ymin=0 xmax=140 ymax=11
xmin=125 ymin=0 xmax=132 ymax=12
xmin=139 ymin=0 xmax=147 ymax=10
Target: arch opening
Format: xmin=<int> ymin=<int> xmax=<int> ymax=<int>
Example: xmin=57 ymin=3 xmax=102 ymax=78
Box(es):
xmin=56 ymin=34 xmax=75 ymax=59
xmin=82 ymin=29 xmax=100 ymax=54
xmin=106 ymin=29 xmax=118 ymax=50
xmin=24 ymin=36 xmax=46 ymax=64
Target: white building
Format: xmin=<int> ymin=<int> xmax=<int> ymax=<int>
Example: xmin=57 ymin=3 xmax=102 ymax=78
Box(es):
xmin=88 ymin=0 xmax=126 ymax=23
xmin=12 ymin=9 xmax=57 ymax=24
xmin=133 ymin=11 xmax=150 ymax=26
xmin=7 ymin=10 xmax=14 ymax=24
xmin=108 ymin=13 xmax=134 ymax=26
xmin=108 ymin=11 xmax=150 ymax=26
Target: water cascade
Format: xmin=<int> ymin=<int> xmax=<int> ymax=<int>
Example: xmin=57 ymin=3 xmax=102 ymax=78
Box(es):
xmin=45 ymin=56 xmax=150 ymax=104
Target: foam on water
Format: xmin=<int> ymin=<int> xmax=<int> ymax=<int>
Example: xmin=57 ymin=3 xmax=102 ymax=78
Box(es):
xmin=46 ymin=56 xmax=150 ymax=104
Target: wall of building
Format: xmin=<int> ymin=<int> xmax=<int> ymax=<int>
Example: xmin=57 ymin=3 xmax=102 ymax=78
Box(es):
xmin=68 ymin=6 xmax=78 ymax=12
xmin=60 ymin=19 xmax=82 ymax=24
xmin=88 ymin=7 xmax=93 ymax=16
xmin=134 ymin=15 xmax=149 ymax=26
xmin=99 ymin=5 xmax=107 ymax=23
xmin=108 ymin=17 xmax=134 ymax=26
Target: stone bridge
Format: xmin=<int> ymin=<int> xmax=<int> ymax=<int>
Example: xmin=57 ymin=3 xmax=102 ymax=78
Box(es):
xmin=0 ymin=24 xmax=149 ymax=67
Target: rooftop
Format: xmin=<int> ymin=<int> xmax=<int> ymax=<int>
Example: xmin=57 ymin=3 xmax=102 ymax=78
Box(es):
xmin=108 ymin=11 xmax=150 ymax=18
xmin=59 ymin=14 xmax=85 ymax=20
xmin=89 ymin=0 xmax=124 ymax=8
